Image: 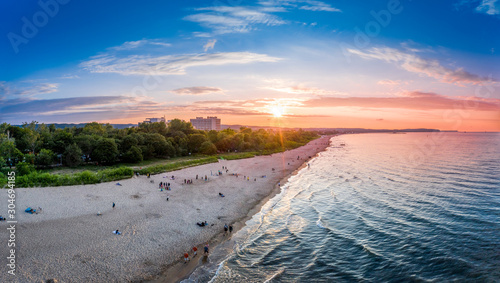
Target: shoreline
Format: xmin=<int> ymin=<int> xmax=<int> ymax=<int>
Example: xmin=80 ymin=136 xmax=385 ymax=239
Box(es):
xmin=148 ymin=139 xmax=330 ymax=283
xmin=0 ymin=136 xmax=332 ymax=283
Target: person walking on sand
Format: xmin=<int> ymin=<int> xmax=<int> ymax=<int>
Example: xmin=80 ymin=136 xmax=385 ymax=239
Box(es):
xmin=112 ymin=202 xmax=115 ymax=209
xmin=224 ymin=224 xmax=229 ymax=235
xmin=193 ymin=246 xmax=198 ymax=256
xmin=229 ymin=225 xmax=233 ymax=233
xmin=204 ymin=244 xmax=209 ymax=255
xmin=184 ymin=252 xmax=189 ymax=263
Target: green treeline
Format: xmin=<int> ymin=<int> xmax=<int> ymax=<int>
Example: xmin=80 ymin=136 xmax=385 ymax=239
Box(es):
xmin=0 ymin=120 xmax=319 ymax=187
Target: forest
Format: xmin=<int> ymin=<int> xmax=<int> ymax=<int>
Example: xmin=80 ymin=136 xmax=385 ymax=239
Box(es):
xmin=0 ymin=120 xmax=319 ymax=187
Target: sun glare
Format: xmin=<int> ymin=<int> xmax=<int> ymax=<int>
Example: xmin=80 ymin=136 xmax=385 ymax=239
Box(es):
xmin=270 ymin=105 xmax=284 ymax=118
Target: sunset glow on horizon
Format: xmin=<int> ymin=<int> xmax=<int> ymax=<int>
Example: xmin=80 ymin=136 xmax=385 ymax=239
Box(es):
xmin=1 ymin=1 xmax=499 ymax=131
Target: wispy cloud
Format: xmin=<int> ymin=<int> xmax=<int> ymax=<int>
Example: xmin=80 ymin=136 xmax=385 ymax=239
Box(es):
xmin=476 ymin=0 xmax=500 ymax=15
xmin=80 ymin=52 xmax=282 ymax=76
xmin=0 ymin=81 xmax=59 ymax=100
xmin=184 ymin=6 xmax=286 ymax=36
xmin=303 ymin=91 xmax=500 ymax=111
xmin=259 ymin=0 xmax=341 ymax=12
xmin=187 ymin=97 xmax=305 ymax=117
xmin=203 ymin=39 xmax=217 ymax=52
xmin=59 ymin=75 xmax=80 ymax=79
xmin=110 ymin=39 xmax=171 ymax=50
xmin=348 ymin=47 xmax=495 ymax=84
xmin=377 ymin=80 xmax=403 ymax=86
xmin=171 ymin=86 xmax=224 ymax=95
xmin=298 ymin=0 xmax=341 ymax=12
xmin=266 ymin=85 xmax=346 ymax=96
xmin=0 ymin=95 xmax=166 ymax=123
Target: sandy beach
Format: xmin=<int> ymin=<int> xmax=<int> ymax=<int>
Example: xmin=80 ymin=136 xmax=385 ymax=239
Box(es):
xmin=0 ymin=136 xmax=331 ymax=283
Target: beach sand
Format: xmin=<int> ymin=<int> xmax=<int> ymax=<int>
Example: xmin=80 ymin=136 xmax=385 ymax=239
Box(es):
xmin=0 ymin=136 xmax=331 ymax=283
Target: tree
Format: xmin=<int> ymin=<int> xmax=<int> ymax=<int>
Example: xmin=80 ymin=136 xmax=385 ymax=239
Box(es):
xmin=51 ymin=129 xmax=74 ymax=154
xmin=82 ymin=122 xmax=106 ymax=136
xmin=167 ymin=119 xmax=194 ymax=136
xmin=199 ymin=141 xmax=217 ymax=155
xmin=121 ymin=135 xmax=138 ymax=152
xmin=187 ymin=134 xmax=208 ymax=153
xmin=64 ymin=143 xmax=83 ymax=167
xmin=0 ymin=138 xmax=23 ymax=166
xmin=142 ymin=133 xmax=172 ymax=157
xmin=74 ymin=135 xmax=95 ymax=160
xmin=123 ymin=145 xmax=143 ymax=163
xmin=138 ymin=122 xmax=168 ymax=135
xmin=207 ymin=130 xmax=219 ymax=143
xmin=92 ymin=138 xmax=118 ymax=164
xmin=21 ymin=121 xmax=40 ymax=154
xmin=35 ymin=149 xmax=55 ymax=167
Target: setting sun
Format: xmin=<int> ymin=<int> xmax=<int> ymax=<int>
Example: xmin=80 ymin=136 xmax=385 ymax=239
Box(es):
xmin=270 ymin=105 xmax=285 ymax=117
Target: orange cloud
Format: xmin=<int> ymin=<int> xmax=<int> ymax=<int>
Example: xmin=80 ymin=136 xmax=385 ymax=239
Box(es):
xmin=303 ymin=92 xmax=500 ymax=111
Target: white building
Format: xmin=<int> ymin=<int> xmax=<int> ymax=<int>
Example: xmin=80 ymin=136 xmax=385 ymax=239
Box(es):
xmin=140 ymin=117 xmax=166 ymax=124
xmin=190 ymin=116 xmax=221 ymax=131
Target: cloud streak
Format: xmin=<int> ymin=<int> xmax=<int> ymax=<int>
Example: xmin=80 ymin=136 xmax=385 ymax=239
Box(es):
xmin=170 ymin=86 xmax=224 ymax=95
xmin=0 ymin=81 xmax=58 ymax=100
xmin=348 ymin=47 xmax=494 ymax=84
xmin=266 ymin=85 xmax=346 ymax=96
xmin=0 ymin=95 xmax=167 ymax=123
xmin=184 ymin=6 xmax=286 ymax=36
xmin=203 ymin=39 xmax=217 ymax=52
xmin=303 ymin=92 xmax=500 ymax=111
xmin=259 ymin=0 xmax=341 ymax=12
xmin=109 ymin=39 xmax=171 ymax=50
xmin=80 ymin=52 xmax=282 ymax=76
xmin=476 ymin=0 xmax=500 ymax=15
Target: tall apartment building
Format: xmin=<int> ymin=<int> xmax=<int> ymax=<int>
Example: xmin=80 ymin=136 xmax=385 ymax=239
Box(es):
xmin=190 ymin=116 xmax=221 ymax=131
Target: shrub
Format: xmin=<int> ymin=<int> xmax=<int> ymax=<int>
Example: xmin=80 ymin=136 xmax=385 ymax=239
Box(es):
xmin=16 ymin=162 xmax=35 ymax=176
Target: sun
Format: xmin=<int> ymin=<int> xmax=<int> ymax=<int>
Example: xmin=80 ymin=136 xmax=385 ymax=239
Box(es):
xmin=270 ymin=105 xmax=284 ymax=118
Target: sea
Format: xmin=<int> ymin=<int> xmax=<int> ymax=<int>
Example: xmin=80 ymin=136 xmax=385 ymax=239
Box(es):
xmin=183 ymin=132 xmax=500 ymax=282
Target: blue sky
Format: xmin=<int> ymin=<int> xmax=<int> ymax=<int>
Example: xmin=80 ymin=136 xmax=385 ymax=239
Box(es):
xmin=1 ymin=0 xmax=499 ymax=130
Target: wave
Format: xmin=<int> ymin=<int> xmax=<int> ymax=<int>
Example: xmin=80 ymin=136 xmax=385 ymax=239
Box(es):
xmin=200 ymin=133 xmax=500 ymax=282
xmin=263 ymin=268 xmax=285 ymax=283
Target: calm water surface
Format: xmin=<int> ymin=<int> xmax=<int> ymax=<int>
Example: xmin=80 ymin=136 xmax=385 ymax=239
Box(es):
xmin=185 ymin=133 xmax=500 ymax=282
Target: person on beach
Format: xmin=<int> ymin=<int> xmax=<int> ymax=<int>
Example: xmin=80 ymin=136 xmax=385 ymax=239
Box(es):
xmin=219 ymin=192 xmax=225 ymax=197
xmin=184 ymin=252 xmax=189 ymax=263
xmin=112 ymin=202 xmax=115 ymax=208
xmin=193 ymin=246 xmax=197 ymax=256
xmin=229 ymin=225 xmax=233 ymax=233
xmin=113 ymin=230 xmax=121 ymax=235
xmin=204 ymin=244 xmax=209 ymax=255
xmin=224 ymin=224 xmax=229 ymax=235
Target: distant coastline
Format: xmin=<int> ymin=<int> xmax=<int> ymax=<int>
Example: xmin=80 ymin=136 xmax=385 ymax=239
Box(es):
xmin=13 ymin=122 xmax=445 ymax=133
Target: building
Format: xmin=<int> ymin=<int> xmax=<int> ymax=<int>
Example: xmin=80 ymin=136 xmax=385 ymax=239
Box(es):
xmin=190 ymin=116 xmax=221 ymax=131
xmin=140 ymin=117 xmax=166 ymax=125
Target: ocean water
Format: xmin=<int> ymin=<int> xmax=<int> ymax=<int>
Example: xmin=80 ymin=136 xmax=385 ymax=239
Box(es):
xmin=185 ymin=133 xmax=500 ymax=282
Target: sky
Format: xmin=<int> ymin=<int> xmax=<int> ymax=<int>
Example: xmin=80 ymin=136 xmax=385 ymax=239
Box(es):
xmin=1 ymin=0 xmax=499 ymax=131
